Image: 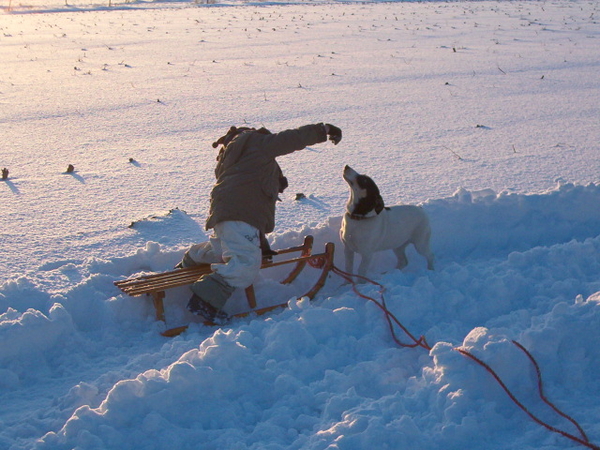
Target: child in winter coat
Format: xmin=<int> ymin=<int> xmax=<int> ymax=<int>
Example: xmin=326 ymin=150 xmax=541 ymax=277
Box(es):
xmin=179 ymin=123 xmax=342 ymax=323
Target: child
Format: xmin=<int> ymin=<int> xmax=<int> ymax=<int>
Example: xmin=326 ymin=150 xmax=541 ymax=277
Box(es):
xmin=179 ymin=123 xmax=342 ymax=323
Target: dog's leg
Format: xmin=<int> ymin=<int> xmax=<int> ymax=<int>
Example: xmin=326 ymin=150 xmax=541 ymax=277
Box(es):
xmin=357 ymin=254 xmax=373 ymax=277
xmin=344 ymin=245 xmax=355 ymax=274
xmin=414 ymin=227 xmax=435 ymax=270
xmin=393 ymin=243 xmax=409 ymax=270
xmin=426 ymin=254 xmax=435 ymax=271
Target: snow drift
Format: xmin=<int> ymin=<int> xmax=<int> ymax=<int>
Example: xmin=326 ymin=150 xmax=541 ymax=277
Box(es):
xmin=2 ymin=183 xmax=600 ymax=450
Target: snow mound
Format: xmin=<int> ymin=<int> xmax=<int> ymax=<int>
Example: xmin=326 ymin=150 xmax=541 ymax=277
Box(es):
xmin=1 ymin=183 xmax=598 ymax=449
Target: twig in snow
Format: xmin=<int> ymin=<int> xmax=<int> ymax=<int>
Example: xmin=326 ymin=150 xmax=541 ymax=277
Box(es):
xmin=443 ymin=146 xmax=463 ymax=160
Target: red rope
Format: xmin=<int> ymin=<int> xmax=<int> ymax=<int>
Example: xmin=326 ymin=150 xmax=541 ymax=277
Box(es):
xmin=456 ymin=347 xmax=598 ymax=450
xmin=511 ymin=340 xmax=590 ymax=443
xmin=331 ymin=265 xmax=432 ymax=350
xmin=307 ymin=255 xmax=327 ymax=269
xmin=330 ymin=264 xmax=599 ymax=450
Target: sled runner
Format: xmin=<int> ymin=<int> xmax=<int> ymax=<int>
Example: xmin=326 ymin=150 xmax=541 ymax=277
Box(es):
xmin=114 ymin=236 xmax=335 ymax=336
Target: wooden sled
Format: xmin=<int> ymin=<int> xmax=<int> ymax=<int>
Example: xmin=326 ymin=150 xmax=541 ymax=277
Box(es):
xmin=114 ymin=236 xmax=335 ymax=337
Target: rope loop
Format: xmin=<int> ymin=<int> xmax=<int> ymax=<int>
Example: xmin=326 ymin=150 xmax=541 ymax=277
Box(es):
xmin=307 ymin=255 xmax=327 ymax=269
xmin=329 ymin=263 xmax=598 ymax=450
xmin=331 ymin=265 xmax=431 ymax=350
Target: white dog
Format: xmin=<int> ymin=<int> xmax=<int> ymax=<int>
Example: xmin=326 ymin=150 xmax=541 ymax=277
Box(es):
xmin=340 ymin=165 xmax=434 ymax=277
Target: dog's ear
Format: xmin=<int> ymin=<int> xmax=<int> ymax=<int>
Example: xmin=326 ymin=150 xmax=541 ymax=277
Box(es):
xmin=375 ymin=195 xmax=385 ymax=214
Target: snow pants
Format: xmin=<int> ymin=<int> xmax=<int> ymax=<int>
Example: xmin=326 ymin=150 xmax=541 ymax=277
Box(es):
xmin=184 ymin=221 xmax=262 ymax=309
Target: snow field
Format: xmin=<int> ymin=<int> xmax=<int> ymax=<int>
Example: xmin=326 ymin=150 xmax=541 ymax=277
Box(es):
xmin=1 ymin=1 xmax=600 ymax=449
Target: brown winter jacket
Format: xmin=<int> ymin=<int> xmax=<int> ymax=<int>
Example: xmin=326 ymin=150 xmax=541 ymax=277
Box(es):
xmin=206 ymin=124 xmax=328 ymax=234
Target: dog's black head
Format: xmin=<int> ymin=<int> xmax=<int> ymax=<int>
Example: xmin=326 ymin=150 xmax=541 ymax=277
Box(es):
xmin=343 ymin=165 xmax=385 ymax=218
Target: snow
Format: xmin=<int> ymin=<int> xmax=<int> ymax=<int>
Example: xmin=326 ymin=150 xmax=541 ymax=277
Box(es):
xmin=1 ymin=0 xmax=600 ymax=449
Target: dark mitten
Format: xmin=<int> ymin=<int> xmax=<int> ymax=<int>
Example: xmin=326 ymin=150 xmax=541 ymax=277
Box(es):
xmin=278 ymin=175 xmax=289 ymax=194
xmin=325 ymin=124 xmax=342 ymax=145
xmin=260 ymin=233 xmax=278 ymax=260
